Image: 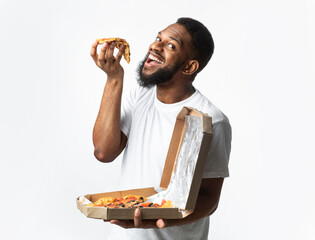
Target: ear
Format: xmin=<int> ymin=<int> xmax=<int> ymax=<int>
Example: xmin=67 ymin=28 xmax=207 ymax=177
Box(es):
xmin=182 ymin=60 xmax=199 ymax=76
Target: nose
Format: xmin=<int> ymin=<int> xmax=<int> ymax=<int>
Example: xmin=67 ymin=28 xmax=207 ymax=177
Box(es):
xmin=149 ymin=41 xmax=163 ymax=53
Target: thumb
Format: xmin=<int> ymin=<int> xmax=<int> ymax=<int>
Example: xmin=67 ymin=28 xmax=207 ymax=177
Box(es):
xmin=134 ymin=208 xmax=142 ymax=228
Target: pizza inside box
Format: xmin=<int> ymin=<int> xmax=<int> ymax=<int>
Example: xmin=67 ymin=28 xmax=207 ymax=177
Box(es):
xmin=76 ymin=107 xmax=213 ymax=220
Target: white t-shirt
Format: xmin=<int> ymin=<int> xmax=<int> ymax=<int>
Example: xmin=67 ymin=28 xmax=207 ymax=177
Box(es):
xmin=108 ymin=85 xmax=231 ymax=240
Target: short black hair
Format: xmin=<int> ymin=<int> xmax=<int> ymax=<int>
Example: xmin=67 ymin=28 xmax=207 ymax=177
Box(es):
xmin=176 ymin=17 xmax=214 ymax=76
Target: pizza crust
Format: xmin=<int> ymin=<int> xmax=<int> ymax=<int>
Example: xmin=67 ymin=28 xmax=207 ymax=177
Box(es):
xmin=96 ymin=37 xmax=130 ymax=63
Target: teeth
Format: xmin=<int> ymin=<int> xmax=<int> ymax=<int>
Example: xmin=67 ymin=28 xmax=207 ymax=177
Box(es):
xmin=149 ymin=54 xmax=163 ymax=64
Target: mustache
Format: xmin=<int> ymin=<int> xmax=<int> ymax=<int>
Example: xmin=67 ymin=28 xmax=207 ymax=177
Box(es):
xmin=148 ymin=50 xmax=165 ymax=62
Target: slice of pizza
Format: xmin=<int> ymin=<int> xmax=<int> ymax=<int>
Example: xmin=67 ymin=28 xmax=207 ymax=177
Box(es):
xmin=87 ymin=195 xmax=146 ymax=208
xmin=133 ymin=199 xmax=175 ymax=208
xmin=119 ymin=195 xmax=147 ymax=208
xmin=93 ymin=197 xmax=116 ymax=206
xmin=159 ymin=199 xmax=175 ymax=208
xmin=87 ymin=195 xmax=175 ymax=208
xmin=96 ymin=37 xmax=131 ymax=63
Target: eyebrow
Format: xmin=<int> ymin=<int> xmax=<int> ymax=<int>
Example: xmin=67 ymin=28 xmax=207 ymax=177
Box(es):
xmin=158 ymin=31 xmax=182 ymax=46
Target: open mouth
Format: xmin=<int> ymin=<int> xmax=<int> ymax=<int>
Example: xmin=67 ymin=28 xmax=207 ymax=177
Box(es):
xmin=144 ymin=52 xmax=165 ymax=67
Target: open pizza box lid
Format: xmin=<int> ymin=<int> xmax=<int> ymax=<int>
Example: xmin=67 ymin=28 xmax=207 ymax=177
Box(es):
xmin=77 ymin=107 xmax=213 ymax=219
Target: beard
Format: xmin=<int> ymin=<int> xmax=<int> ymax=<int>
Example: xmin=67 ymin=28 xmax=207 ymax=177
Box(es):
xmin=136 ymin=55 xmax=183 ymax=88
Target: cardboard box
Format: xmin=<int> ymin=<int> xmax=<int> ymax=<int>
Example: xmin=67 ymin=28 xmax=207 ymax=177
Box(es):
xmin=77 ymin=107 xmax=213 ymax=220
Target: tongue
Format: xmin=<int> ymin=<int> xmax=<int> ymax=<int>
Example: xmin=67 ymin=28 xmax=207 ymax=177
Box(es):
xmin=146 ymin=58 xmax=161 ymax=66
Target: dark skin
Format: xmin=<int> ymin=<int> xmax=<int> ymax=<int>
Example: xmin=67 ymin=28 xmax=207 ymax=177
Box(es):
xmin=90 ymin=23 xmax=224 ymax=228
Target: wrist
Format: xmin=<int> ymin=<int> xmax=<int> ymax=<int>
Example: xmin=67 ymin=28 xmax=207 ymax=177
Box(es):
xmin=106 ymin=76 xmax=123 ymax=87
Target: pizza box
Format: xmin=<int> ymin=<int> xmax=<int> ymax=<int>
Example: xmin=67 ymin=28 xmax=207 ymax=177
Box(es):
xmin=76 ymin=107 xmax=213 ymax=220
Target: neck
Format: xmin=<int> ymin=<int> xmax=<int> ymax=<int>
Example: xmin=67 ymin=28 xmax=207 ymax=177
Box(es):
xmin=156 ymin=83 xmax=195 ymax=104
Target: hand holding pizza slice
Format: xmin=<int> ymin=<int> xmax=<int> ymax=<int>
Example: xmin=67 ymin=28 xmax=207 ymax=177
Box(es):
xmin=90 ymin=37 xmax=129 ymax=79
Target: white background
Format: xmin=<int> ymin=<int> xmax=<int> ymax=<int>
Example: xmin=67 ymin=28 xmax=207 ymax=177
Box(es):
xmin=1 ymin=0 xmax=314 ymax=239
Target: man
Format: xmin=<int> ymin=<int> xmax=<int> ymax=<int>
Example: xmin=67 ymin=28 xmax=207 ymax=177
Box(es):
xmin=90 ymin=17 xmax=231 ymax=240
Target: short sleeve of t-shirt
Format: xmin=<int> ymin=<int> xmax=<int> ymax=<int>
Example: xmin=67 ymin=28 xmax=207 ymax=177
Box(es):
xmin=202 ymin=120 xmax=232 ymax=178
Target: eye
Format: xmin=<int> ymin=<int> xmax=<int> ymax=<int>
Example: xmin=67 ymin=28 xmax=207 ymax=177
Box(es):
xmin=156 ymin=36 xmax=161 ymax=42
xmin=168 ymin=43 xmax=176 ymax=50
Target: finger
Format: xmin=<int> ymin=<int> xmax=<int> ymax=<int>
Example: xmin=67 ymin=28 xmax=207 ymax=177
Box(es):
xmin=106 ymin=42 xmax=116 ymax=62
xmin=98 ymin=43 xmax=108 ymax=63
xmin=116 ymin=44 xmax=125 ymax=63
xmin=90 ymin=40 xmax=99 ymax=62
xmin=134 ymin=208 xmax=142 ymax=228
xmin=156 ymin=219 xmax=166 ymax=229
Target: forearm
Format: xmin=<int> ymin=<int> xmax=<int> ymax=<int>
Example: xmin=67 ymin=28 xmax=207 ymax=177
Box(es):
xmin=165 ymin=192 xmax=219 ymax=227
xmin=90 ymin=40 xmax=127 ymax=162
xmin=165 ymin=178 xmax=224 ymax=227
xmin=93 ymin=77 xmax=124 ymax=162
